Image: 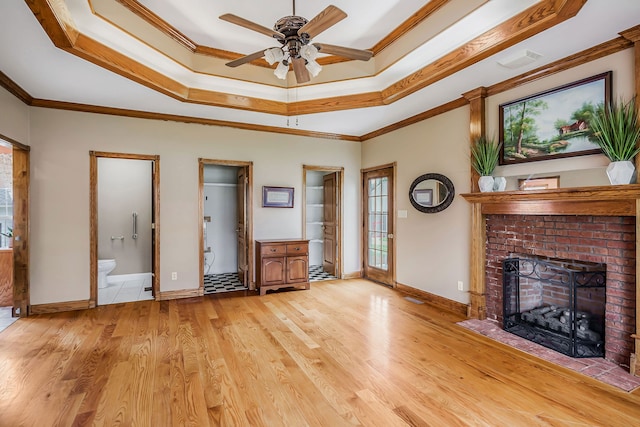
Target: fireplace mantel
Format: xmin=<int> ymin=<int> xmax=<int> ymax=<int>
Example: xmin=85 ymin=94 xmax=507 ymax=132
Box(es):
xmin=461 ymin=185 xmax=640 ymax=375
xmin=461 ymin=184 xmax=640 ymax=216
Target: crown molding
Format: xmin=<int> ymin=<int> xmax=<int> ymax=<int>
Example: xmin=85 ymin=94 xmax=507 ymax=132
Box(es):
xmin=0 ymin=29 xmax=631 ymax=142
xmin=28 ymin=98 xmax=362 ymax=141
xmin=113 ymin=0 xmax=453 ymax=68
xmin=25 ymin=0 xmax=588 ymax=117
xmin=0 ymin=71 xmax=33 ymax=104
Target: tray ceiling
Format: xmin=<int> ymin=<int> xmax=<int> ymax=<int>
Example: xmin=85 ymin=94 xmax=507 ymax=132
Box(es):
xmin=1 ymin=0 xmax=639 ymax=138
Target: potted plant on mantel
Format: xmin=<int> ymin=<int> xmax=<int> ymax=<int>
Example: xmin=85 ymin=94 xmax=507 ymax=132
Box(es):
xmin=470 ymin=136 xmax=503 ymax=192
xmin=590 ymin=97 xmax=640 ymax=185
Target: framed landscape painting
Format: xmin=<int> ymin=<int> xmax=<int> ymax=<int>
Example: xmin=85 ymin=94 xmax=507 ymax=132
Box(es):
xmin=499 ymin=71 xmax=611 ymax=165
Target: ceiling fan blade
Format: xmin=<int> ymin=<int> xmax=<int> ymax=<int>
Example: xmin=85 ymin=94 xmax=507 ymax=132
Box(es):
xmin=298 ymin=5 xmax=347 ymax=39
xmin=219 ymin=14 xmax=284 ymax=40
xmin=313 ymin=43 xmax=373 ymax=61
xmin=225 ymin=50 xmax=266 ymax=67
xmin=291 ymin=57 xmax=311 ymax=84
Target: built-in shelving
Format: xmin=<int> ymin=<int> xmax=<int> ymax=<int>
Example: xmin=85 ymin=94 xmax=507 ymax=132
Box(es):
xmin=306 ymin=174 xmax=325 ymax=266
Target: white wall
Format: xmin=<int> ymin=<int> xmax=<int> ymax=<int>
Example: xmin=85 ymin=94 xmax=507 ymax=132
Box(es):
xmin=362 ymin=106 xmax=472 ymax=303
xmin=25 ymin=108 xmax=361 ymax=304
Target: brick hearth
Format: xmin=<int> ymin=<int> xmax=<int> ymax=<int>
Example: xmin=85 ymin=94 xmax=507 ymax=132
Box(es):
xmin=485 ymin=214 xmax=636 ymax=368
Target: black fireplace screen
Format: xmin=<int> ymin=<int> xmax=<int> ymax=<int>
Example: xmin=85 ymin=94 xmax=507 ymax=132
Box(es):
xmin=503 ymin=256 xmax=606 ymax=358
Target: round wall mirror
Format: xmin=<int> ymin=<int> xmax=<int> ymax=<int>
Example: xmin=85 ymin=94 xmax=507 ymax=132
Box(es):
xmin=409 ymin=173 xmax=455 ymax=213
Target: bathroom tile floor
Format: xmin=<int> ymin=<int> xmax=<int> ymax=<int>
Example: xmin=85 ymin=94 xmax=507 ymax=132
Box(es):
xmin=98 ymin=274 xmax=154 ymax=305
xmin=204 ymin=272 xmax=248 ymax=294
xmin=309 ymin=265 xmax=337 ymax=282
xmin=0 ymin=306 xmax=17 ymax=334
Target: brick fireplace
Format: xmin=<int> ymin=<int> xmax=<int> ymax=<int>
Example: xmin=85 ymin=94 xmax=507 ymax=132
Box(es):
xmin=486 ymin=215 xmax=634 ymax=366
xmin=462 ymin=186 xmax=640 ymax=374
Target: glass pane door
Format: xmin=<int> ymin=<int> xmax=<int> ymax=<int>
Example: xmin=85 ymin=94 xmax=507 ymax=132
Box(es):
xmin=368 ymin=176 xmax=388 ymax=270
xmin=363 ymin=167 xmax=394 ymax=286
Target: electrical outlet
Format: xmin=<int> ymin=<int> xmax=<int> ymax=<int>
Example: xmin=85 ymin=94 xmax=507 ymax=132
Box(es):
xmin=171 ymin=272 xmax=177 ymax=280
xmin=457 ymin=280 xmax=464 ymax=291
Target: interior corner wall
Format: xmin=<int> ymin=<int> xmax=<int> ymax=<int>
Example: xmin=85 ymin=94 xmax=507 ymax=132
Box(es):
xmin=361 ymin=106 xmax=472 ymax=304
xmin=23 ymin=107 xmax=361 ymax=305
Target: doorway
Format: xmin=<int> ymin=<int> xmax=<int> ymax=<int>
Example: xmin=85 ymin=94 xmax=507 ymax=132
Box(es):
xmin=199 ymin=159 xmax=253 ymax=294
xmin=303 ymin=166 xmax=343 ymax=281
xmin=90 ymin=152 xmax=160 ymax=307
xmin=362 ymin=164 xmax=395 ymax=287
xmin=0 ymin=135 xmax=29 ymax=322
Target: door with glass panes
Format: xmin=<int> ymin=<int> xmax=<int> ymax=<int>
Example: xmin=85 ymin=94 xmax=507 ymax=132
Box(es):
xmin=363 ymin=167 xmax=394 ymax=286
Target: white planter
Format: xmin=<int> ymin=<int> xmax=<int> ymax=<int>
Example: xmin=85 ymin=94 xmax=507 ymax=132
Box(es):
xmin=493 ymin=176 xmax=507 ymax=192
xmin=478 ymin=176 xmax=495 ymax=192
xmin=606 ymin=160 xmax=636 ymax=185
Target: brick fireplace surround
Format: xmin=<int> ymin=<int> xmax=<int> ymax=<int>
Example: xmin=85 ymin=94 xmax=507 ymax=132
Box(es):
xmin=462 ymin=185 xmax=640 ymax=374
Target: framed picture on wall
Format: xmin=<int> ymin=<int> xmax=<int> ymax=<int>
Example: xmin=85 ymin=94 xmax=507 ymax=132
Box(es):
xmin=262 ymin=186 xmax=294 ymax=208
xmin=499 ymin=71 xmax=611 ymax=165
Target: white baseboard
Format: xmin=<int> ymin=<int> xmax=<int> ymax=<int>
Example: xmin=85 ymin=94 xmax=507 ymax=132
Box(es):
xmin=107 ymin=272 xmax=152 ymax=284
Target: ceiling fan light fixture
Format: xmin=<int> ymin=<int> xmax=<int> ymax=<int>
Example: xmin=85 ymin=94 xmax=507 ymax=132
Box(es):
xmin=305 ymin=59 xmax=322 ymax=77
xmin=300 ymin=44 xmax=319 ymax=61
xmin=264 ymin=47 xmax=284 ymax=65
xmin=274 ymin=60 xmax=289 ymax=79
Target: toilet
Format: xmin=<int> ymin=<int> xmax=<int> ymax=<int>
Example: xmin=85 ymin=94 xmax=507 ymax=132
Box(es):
xmin=97 ymin=259 xmax=116 ymax=289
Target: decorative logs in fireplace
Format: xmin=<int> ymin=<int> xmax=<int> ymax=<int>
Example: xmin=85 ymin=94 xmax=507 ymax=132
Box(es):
xmin=503 ymin=256 xmax=606 ymax=358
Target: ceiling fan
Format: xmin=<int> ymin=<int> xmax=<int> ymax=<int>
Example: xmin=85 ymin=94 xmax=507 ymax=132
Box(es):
xmin=219 ymin=2 xmax=373 ymax=84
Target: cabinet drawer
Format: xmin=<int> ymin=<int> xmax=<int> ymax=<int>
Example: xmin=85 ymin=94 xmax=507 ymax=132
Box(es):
xmin=261 ymin=244 xmax=286 ymax=256
xmin=286 ymin=243 xmax=308 ymax=255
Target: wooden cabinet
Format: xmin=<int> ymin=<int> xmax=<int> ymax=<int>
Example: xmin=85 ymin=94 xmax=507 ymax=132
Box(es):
xmin=256 ymin=239 xmax=309 ymax=296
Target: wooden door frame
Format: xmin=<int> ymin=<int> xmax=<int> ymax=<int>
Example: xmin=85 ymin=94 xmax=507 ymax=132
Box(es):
xmin=198 ymin=159 xmax=254 ymax=291
xmin=1 ymin=133 xmax=30 ymax=317
xmin=89 ymin=151 xmax=160 ymax=307
xmin=302 ymin=165 xmax=344 ymax=278
xmin=361 ymin=163 xmax=397 ymax=287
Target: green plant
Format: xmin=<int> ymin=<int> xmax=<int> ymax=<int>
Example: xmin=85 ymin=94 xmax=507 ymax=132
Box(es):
xmin=0 ymin=227 xmax=12 ymax=238
xmin=470 ymin=136 xmax=502 ymax=176
xmin=590 ymin=97 xmax=640 ymax=162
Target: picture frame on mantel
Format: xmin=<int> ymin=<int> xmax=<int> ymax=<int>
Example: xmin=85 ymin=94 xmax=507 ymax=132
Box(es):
xmin=262 ymin=186 xmax=294 ymax=208
xmin=499 ymin=71 xmax=612 ymax=165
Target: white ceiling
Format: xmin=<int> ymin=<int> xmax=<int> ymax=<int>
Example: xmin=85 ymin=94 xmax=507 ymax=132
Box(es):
xmin=1 ymin=0 xmax=639 ymax=137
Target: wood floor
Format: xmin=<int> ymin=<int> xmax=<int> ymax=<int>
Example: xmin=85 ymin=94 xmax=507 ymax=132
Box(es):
xmin=1 ymin=279 xmax=639 ymax=426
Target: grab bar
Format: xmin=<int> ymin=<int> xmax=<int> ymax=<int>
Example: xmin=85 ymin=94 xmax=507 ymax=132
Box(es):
xmin=132 ymin=212 xmax=138 ymax=240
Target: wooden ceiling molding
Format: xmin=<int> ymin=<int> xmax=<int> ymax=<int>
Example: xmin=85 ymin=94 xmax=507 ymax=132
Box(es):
xmin=381 ymin=0 xmax=587 ymax=104
xmin=29 ymin=98 xmax=362 ymax=142
xmin=25 ymin=0 xmax=590 ymax=118
xmin=1 ymin=28 xmax=634 ymax=142
xmin=112 ymin=0 xmax=453 ymax=68
xmin=114 ymin=0 xmax=197 ymax=52
xmin=0 ymin=71 xmax=33 ymax=105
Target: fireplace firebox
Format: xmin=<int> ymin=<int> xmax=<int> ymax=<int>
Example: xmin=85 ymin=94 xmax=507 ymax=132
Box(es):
xmin=503 ymin=256 xmax=606 ymax=358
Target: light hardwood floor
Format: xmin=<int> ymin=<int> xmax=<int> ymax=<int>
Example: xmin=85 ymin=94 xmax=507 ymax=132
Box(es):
xmin=1 ymin=279 xmax=639 ymax=426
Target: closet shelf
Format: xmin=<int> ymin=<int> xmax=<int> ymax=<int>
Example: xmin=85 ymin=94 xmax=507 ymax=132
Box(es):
xmin=306 ymin=221 xmax=324 ymax=225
